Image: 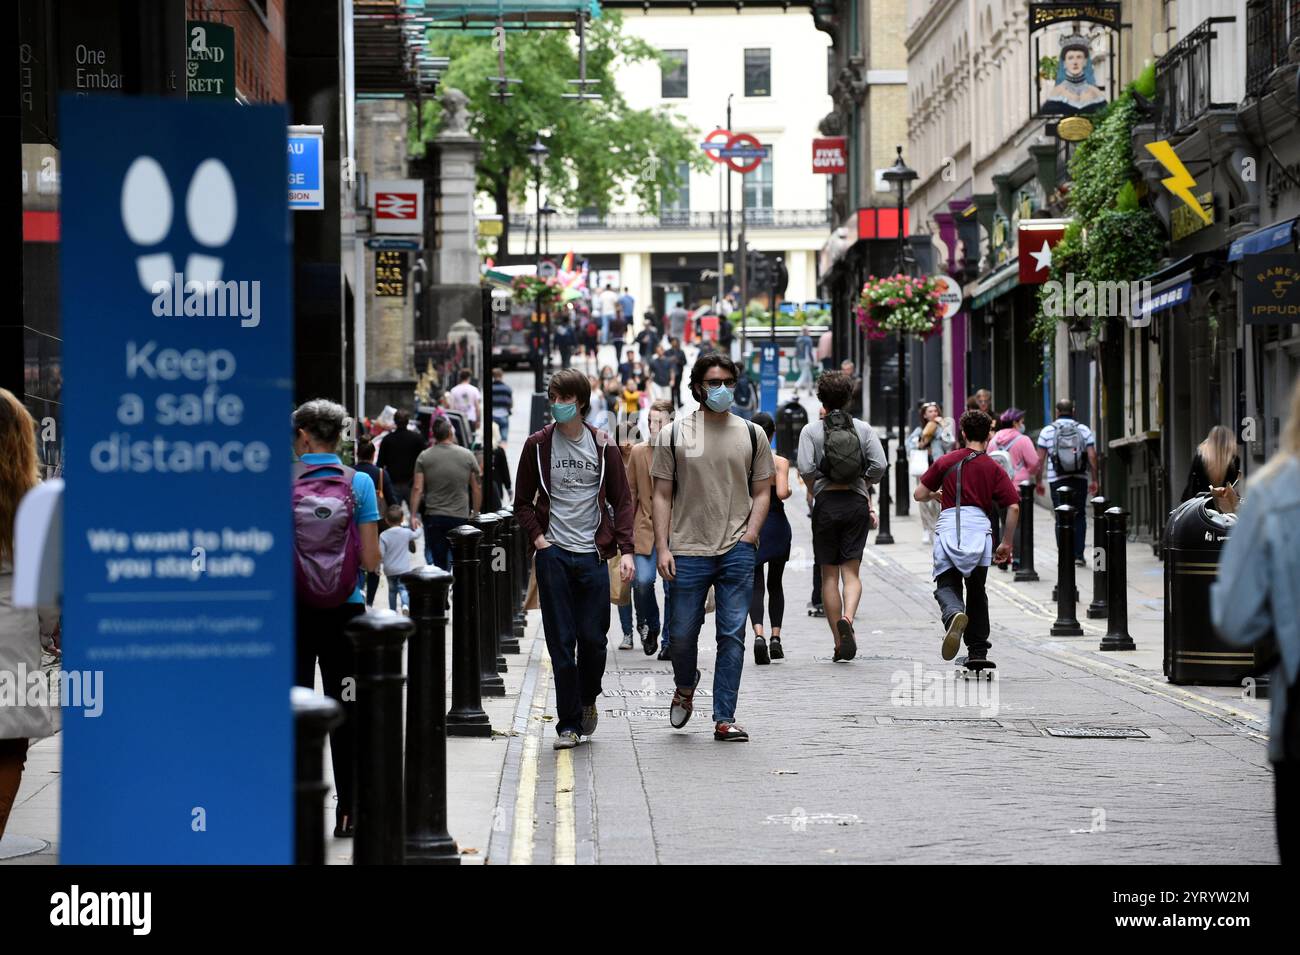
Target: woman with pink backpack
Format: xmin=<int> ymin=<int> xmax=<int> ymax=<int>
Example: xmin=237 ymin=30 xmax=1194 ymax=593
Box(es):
xmin=291 ymin=399 xmax=382 ymax=839
xmin=988 ymin=408 xmax=1038 ymax=571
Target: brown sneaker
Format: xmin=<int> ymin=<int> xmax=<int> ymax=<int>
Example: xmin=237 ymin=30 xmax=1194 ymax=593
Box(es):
xmin=669 ymin=668 xmax=700 ymax=729
xmin=714 ymin=721 xmax=749 ymax=742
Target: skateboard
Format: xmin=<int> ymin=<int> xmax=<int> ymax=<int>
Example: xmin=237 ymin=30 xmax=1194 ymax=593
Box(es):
xmin=806 ymin=601 xmax=825 ymax=618
xmin=954 ymin=657 xmax=997 ymax=681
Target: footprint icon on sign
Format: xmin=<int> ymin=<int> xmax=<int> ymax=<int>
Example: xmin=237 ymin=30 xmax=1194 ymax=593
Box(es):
xmin=121 ymin=156 xmax=238 ymax=293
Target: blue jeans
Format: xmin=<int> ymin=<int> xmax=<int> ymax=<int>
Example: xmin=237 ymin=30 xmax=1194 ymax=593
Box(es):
xmin=386 ymin=575 xmax=409 ymax=612
xmin=423 ymin=514 xmax=466 ymax=570
xmin=1049 ymin=477 xmax=1089 ymax=561
xmin=668 ymin=541 xmax=756 ymax=723
xmin=534 ymin=545 xmax=610 ymax=736
xmin=493 ymin=412 xmax=509 ymax=444
xmin=633 ymin=551 xmax=667 ymax=643
xmin=619 ymin=603 xmax=633 ymax=637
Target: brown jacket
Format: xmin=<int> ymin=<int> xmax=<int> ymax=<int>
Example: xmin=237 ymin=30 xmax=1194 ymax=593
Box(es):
xmin=627 ymin=443 xmax=655 ymax=556
xmin=514 ymin=422 xmax=635 ymax=559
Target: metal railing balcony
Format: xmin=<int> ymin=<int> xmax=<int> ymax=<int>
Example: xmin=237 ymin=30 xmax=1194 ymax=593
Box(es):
xmin=1155 ymin=16 xmax=1237 ymax=137
xmin=1247 ymin=0 xmax=1300 ymax=97
xmin=509 ymin=208 xmax=833 ymax=232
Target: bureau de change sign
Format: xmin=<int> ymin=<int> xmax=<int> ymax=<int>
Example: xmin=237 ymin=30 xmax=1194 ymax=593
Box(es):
xmin=59 ymin=97 xmax=293 ymax=863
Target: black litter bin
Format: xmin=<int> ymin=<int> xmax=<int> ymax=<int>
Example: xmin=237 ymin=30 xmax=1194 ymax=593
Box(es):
xmin=776 ymin=399 xmax=808 ymax=461
xmin=1163 ymin=495 xmax=1247 ymax=685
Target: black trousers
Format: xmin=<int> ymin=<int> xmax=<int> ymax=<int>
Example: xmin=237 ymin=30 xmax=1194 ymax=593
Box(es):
xmin=750 ymin=557 xmax=788 ymax=630
xmin=933 ymin=566 xmax=991 ymax=655
xmin=296 ymin=601 xmax=366 ymax=824
xmin=1278 ymin=761 xmax=1297 ymax=864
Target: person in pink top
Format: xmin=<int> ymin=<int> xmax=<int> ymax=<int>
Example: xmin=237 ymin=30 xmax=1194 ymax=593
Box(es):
xmin=989 ymin=408 xmax=1039 ymax=570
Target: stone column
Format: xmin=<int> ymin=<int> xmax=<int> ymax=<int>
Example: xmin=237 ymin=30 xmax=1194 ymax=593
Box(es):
xmin=428 ymin=89 xmax=483 ymax=343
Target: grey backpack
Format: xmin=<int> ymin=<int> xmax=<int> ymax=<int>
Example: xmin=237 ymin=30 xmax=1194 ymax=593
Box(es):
xmin=1052 ymin=419 xmax=1087 ymax=475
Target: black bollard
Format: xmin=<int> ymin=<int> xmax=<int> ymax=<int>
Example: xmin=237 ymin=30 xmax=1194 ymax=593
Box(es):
xmin=1050 ymin=505 xmax=1083 ymax=636
xmin=446 ymin=525 xmax=492 ymax=737
xmin=293 ymin=686 xmax=343 ymax=866
xmin=1051 ymin=485 xmax=1078 ymax=603
xmin=346 ymin=609 xmax=413 ymax=865
xmin=1086 ymin=496 xmax=1109 ymax=619
xmin=1014 ymin=481 xmax=1039 ymax=582
xmin=875 ymin=434 xmax=894 ymax=544
xmin=473 ymin=513 xmax=507 ymax=694
xmin=401 ymin=564 xmax=460 ymax=865
xmin=512 ymin=509 xmax=528 ymax=640
xmin=495 ymin=509 xmax=521 ymax=654
xmin=1100 ymin=506 xmax=1136 ymax=650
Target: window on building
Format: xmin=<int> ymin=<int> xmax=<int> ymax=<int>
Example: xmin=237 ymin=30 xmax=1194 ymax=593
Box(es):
xmin=745 ymin=49 xmax=771 ymax=97
xmin=743 ymin=147 xmax=773 ymax=224
xmin=661 ymin=50 xmax=688 ymax=98
xmin=660 ymin=161 xmax=690 ymax=226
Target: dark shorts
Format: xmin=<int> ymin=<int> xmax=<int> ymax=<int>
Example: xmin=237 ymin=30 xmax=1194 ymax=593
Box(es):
xmin=812 ymin=490 xmax=871 ymax=566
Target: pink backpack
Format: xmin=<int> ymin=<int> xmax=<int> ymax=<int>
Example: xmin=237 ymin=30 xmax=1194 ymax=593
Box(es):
xmin=292 ymin=462 xmax=361 ymax=607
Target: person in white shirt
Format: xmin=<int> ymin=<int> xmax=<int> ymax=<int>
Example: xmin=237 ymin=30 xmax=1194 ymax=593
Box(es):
xmin=378 ymin=505 xmax=423 ymax=612
xmin=447 ymin=368 xmax=482 ymax=433
xmin=598 ymin=285 xmax=619 ymax=345
xmin=1035 ymin=397 xmax=1098 ymax=566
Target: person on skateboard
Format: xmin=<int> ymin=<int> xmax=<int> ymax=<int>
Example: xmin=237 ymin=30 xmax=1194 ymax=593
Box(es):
xmin=913 ymin=410 xmax=1020 ymax=669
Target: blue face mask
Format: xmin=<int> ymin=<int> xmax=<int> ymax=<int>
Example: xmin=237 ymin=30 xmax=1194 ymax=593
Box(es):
xmin=551 ymin=401 xmax=578 ymax=423
xmin=704 ymin=384 xmax=734 ymax=413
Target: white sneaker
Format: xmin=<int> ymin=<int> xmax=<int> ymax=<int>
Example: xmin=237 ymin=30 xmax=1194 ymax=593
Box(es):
xmin=921 ymin=532 xmax=932 ymax=545
xmin=553 ymin=730 xmax=580 ymax=750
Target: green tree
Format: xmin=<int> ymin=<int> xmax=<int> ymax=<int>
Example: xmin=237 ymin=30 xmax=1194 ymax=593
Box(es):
xmin=417 ymin=14 xmax=707 ymax=259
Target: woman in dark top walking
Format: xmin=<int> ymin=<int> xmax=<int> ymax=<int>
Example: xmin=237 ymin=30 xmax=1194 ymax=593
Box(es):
xmin=749 ymin=413 xmax=793 ymax=665
xmin=1181 ymin=425 xmax=1241 ymax=506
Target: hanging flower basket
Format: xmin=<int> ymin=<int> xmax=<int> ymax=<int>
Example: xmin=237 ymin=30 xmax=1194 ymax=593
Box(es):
xmin=511 ymin=274 xmax=562 ymax=309
xmin=855 ymin=273 xmax=946 ymax=341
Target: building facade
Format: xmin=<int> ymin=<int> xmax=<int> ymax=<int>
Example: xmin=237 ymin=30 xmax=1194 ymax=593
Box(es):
xmin=813 ymin=0 xmax=916 ymax=430
xmin=504 ymin=5 xmax=835 ymax=320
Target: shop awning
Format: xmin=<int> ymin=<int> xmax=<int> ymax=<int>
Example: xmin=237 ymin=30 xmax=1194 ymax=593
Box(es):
xmin=1228 ymin=219 xmax=1297 ymax=261
xmin=967 ymin=261 xmax=1019 ymax=309
xmin=1127 ymin=271 xmax=1192 ymax=328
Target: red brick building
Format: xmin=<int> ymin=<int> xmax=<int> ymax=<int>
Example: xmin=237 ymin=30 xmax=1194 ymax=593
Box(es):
xmin=185 ymin=0 xmax=286 ymax=103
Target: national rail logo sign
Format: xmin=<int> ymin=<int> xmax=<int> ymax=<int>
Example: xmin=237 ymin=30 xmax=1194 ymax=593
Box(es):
xmin=371 ymin=178 xmax=424 ymax=235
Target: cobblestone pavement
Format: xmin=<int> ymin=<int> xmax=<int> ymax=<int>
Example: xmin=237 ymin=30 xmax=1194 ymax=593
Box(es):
xmin=490 ymin=370 xmax=1275 ymax=864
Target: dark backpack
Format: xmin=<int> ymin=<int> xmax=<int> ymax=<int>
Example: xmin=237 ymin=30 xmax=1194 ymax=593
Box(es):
xmin=817 ymin=410 xmax=865 ymax=485
xmin=1052 ymin=418 xmax=1087 ymax=475
xmin=733 ymin=372 xmax=756 ymax=410
xmin=292 ymin=462 xmax=362 ymax=607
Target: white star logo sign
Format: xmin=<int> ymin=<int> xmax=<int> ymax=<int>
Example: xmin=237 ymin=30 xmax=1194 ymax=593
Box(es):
xmin=1030 ymin=240 xmax=1053 ymax=273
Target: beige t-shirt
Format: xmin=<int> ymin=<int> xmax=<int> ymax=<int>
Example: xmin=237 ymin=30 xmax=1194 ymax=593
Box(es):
xmin=650 ymin=411 xmax=774 ymax=556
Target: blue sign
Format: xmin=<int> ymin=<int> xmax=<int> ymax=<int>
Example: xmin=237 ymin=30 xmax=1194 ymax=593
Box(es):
xmin=60 ymin=97 xmax=294 ymax=863
xmin=759 ymin=342 xmax=780 ymax=416
xmin=1128 ymin=278 xmax=1191 ymax=327
xmin=366 ymin=238 xmax=421 ymax=251
xmin=288 ymin=124 xmax=324 ymax=210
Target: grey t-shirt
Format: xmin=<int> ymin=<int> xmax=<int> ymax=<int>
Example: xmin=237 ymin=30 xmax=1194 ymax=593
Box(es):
xmin=547 ymin=426 xmax=602 ymax=553
xmin=797 ymin=416 xmax=888 ymax=499
xmin=415 ymin=443 xmax=480 ymax=517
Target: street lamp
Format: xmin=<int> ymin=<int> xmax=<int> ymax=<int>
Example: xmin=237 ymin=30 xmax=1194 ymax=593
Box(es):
xmin=527 ymin=136 xmax=550 ymax=391
xmin=881 ymin=144 xmax=918 ymax=522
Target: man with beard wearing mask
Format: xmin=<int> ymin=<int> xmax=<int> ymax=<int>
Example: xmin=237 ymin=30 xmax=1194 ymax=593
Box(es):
xmin=652 ymin=353 xmax=774 ymax=743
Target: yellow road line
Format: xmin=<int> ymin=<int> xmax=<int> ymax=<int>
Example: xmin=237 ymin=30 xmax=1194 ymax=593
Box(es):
xmin=554 ymin=747 xmax=576 ymax=865
xmin=509 ymin=655 xmax=552 ymax=866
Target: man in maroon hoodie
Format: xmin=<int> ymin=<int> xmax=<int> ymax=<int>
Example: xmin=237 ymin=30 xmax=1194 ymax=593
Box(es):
xmin=515 ymin=368 xmax=635 ymax=750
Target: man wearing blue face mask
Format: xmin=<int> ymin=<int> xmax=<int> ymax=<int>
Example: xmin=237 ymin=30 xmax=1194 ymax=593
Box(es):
xmin=514 ymin=368 xmax=636 ymax=751
xmin=651 ymin=353 xmax=774 ymax=742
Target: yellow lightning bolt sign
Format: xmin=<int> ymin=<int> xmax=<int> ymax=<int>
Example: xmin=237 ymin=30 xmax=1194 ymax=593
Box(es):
xmin=1146 ymin=140 xmax=1212 ymax=225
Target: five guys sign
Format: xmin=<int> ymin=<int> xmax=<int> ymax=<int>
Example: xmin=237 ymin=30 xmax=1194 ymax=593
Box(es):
xmin=812 ymin=137 xmax=847 ymax=175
